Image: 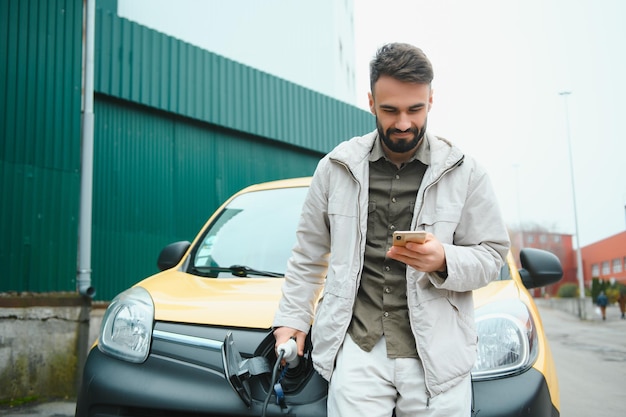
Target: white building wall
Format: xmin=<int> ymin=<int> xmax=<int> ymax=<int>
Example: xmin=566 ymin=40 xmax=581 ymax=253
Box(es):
xmin=117 ymin=0 xmax=356 ymax=105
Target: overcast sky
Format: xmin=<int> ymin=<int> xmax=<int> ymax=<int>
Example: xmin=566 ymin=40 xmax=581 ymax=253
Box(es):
xmin=353 ymin=0 xmax=626 ymax=246
xmin=119 ymin=0 xmax=626 ymax=247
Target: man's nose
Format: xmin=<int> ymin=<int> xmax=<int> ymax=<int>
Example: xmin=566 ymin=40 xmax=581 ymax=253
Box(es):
xmin=395 ymin=114 xmax=411 ymax=132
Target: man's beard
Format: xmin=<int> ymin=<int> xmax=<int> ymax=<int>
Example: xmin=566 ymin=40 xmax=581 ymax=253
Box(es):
xmin=377 ymin=118 xmax=427 ymax=154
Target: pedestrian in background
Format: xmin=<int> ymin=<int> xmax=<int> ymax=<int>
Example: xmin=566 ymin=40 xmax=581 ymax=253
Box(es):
xmin=272 ymin=43 xmax=510 ymax=417
xmin=596 ymin=291 xmax=609 ymax=320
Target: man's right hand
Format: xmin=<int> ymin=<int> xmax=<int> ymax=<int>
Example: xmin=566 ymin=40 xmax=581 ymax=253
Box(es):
xmin=273 ymin=326 xmax=307 ymax=360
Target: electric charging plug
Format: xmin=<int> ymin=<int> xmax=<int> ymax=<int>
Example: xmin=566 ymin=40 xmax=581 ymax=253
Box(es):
xmin=277 ymin=338 xmax=299 ymax=368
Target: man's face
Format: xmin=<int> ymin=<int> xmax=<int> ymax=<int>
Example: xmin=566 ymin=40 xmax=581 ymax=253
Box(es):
xmin=368 ymin=76 xmax=433 ymax=156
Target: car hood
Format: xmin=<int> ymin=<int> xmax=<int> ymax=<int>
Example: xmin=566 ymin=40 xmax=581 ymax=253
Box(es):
xmin=140 ymin=270 xmax=522 ymax=329
xmin=473 ymin=278 xmax=521 ymax=308
xmin=139 ymin=271 xmax=285 ymax=328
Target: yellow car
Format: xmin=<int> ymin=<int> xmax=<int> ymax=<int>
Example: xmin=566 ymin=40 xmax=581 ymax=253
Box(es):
xmin=76 ymin=177 xmax=562 ymax=417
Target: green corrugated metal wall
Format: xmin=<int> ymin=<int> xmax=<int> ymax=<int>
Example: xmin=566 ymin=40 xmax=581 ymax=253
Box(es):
xmin=94 ymin=8 xmax=372 ymax=153
xmin=92 ymin=96 xmax=325 ymax=299
xmin=1 ymin=0 xmax=83 ymax=293
xmin=1 ymin=1 xmax=374 ymax=300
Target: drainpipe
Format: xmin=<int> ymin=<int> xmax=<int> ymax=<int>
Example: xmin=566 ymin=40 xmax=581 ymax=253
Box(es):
xmin=77 ymin=0 xmax=96 ymax=298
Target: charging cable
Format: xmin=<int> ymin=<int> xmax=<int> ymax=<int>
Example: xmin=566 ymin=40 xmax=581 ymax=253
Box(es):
xmin=261 ymin=338 xmax=299 ymax=417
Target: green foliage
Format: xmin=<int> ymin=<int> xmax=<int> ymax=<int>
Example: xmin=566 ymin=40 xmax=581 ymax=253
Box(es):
xmin=591 ymin=278 xmax=626 ymax=304
xmin=0 ymin=396 xmax=39 ymax=408
xmin=591 ymin=277 xmax=604 ymax=302
xmin=606 ymin=288 xmax=620 ymax=304
xmin=557 ymin=283 xmax=579 ymax=298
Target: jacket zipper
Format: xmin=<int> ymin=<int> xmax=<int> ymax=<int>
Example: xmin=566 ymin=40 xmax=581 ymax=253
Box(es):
xmin=412 ymin=154 xmax=465 ymax=400
xmin=415 ymin=155 xmax=465 ymax=227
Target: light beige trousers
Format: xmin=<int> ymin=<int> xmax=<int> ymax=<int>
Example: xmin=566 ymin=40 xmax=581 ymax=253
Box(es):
xmin=328 ymin=334 xmax=471 ymax=417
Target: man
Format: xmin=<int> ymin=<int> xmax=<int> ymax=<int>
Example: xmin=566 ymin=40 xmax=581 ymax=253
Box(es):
xmin=273 ymin=43 xmax=510 ymax=416
xmin=596 ymin=291 xmax=609 ymax=320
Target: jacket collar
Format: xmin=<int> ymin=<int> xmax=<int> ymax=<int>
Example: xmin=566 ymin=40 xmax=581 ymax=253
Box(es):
xmin=329 ymin=129 xmax=464 ymax=178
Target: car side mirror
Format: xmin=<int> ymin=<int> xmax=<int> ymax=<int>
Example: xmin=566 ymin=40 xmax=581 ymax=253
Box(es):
xmin=518 ymin=248 xmax=563 ymax=289
xmin=157 ymin=241 xmax=191 ymax=271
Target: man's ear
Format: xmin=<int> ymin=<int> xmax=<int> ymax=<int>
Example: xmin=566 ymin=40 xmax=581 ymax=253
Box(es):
xmin=368 ymin=91 xmax=376 ymax=115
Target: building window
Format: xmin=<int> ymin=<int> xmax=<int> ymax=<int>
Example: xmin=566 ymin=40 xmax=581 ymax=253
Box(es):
xmin=591 ymin=264 xmax=600 ymax=276
xmin=526 ymin=235 xmax=535 ymax=244
xmin=613 ymin=258 xmax=623 ymax=273
xmin=539 ymin=235 xmax=547 ymax=243
xmin=602 ymin=261 xmax=610 ymax=275
xmin=553 ymin=235 xmax=561 ymax=243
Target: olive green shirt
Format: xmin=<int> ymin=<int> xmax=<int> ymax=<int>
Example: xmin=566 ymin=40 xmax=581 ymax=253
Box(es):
xmin=347 ymin=136 xmax=429 ymax=358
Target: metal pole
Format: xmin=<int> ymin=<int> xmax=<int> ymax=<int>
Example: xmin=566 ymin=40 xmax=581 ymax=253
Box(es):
xmin=77 ymin=0 xmax=96 ymax=298
xmin=513 ymin=163 xmax=524 ymax=257
xmin=559 ymin=91 xmax=585 ymax=319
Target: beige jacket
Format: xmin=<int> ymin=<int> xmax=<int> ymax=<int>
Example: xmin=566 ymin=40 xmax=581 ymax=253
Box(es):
xmin=273 ymin=130 xmax=510 ymax=397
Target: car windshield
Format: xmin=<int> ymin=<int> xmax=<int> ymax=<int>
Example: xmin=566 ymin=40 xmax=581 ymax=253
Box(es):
xmin=191 ymin=186 xmax=309 ymax=277
xmin=189 ymin=183 xmax=514 ymax=281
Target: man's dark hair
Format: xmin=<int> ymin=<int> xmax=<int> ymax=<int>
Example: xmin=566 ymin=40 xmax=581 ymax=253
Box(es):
xmin=369 ymin=43 xmax=434 ymax=92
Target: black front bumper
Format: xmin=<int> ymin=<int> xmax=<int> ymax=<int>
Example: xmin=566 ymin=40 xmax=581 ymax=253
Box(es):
xmin=77 ymin=348 xmax=330 ymax=417
xmin=76 ymin=326 xmax=558 ymax=417
xmin=472 ymin=369 xmax=559 ymax=417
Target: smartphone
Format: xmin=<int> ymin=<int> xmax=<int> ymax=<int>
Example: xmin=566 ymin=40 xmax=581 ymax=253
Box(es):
xmin=392 ymin=231 xmax=427 ymax=246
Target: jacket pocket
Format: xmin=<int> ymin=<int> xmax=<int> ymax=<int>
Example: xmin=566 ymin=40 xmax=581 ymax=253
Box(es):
xmin=327 ymin=201 xmax=358 ymax=243
xmin=420 ymin=205 xmax=462 ymax=225
xmin=327 ymin=201 xmax=360 ymax=289
xmin=323 ymin=271 xmax=354 ymax=299
xmin=412 ymin=294 xmax=477 ymax=387
xmin=312 ymin=289 xmax=353 ymax=367
xmin=328 ymin=201 xmax=357 ymax=217
xmin=419 ymin=206 xmax=462 ymax=244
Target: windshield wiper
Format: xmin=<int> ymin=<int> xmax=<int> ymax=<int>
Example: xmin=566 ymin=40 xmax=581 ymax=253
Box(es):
xmin=192 ymin=265 xmax=283 ymax=278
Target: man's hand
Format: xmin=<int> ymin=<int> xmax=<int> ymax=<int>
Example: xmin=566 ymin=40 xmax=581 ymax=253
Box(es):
xmin=273 ymin=326 xmax=307 ymax=361
xmin=386 ymin=232 xmax=446 ymax=273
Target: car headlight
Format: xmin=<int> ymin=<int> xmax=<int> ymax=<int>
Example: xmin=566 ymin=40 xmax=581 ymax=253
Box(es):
xmin=98 ymin=286 xmax=154 ymax=363
xmin=472 ymin=299 xmax=538 ymax=380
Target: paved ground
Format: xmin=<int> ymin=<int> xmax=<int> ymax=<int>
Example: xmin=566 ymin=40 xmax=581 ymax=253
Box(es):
xmin=538 ymin=302 xmax=626 ymax=417
xmin=2 ymin=303 xmax=624 ymax=417
xmin=0 ymin=401 xmax=74 ymax=417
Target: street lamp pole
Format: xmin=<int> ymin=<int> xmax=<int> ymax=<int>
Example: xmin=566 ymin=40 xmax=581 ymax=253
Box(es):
xmin=559 ymin=91 xmax=586 ymax=319
xmin=513 ymin=164 xmax=524 ymax=251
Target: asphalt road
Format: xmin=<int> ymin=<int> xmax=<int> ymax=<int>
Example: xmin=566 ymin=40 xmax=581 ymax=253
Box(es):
xmin=538 ymin=303 xmax=626 ymax=417
xmin=1 ymin=304 xmax=624 ymax=417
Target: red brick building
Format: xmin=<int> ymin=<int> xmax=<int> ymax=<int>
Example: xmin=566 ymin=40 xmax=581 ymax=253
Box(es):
xmin=581 ymin=231 xmax=626 ymax=285
xmin=509 ymin=229 xmax=626 ymax=295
